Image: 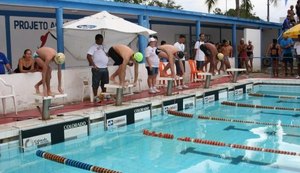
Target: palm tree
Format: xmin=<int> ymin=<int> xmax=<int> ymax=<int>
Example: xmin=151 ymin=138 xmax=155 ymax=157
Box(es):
xmin=267 ymin=0 xmax=278 ymax=22
xmin=205 ymin=0 xmax=241 ymax=17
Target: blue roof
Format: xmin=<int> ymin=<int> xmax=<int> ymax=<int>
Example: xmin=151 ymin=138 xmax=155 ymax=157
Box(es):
xmin=0 ymin=0 xmax=281 ymax=29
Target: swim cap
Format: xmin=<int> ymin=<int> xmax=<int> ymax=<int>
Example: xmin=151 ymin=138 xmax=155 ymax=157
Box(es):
xmin=217 ymin=53 xmax=224 ymax=60
xmin=54 ymin=53 xmax=65 ymax=64
xmin=177 ymin=51 xmax=184 ymax=59
xmin=133 ymin=52 xmax=143 ymax=62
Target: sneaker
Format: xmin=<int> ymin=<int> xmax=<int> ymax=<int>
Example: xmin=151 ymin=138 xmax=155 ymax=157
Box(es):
xmin=296 ymin=75 xmax=300 ymax=79
xmin=177 ymin=86 xmax=183 ymax=90
xmin=94 ymin=96 xmax=100 ymax=103
xmin=149 ymin=88 xmax=156 ymax=94
xmin=182 ymin=85 xmax=189 ymax=89
xmin=153 ymin=87 xmax=160 ymax=92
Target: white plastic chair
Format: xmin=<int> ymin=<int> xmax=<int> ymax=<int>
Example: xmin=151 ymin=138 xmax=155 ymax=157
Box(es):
xmin=0 ymin=78 xmax=18 ymax=115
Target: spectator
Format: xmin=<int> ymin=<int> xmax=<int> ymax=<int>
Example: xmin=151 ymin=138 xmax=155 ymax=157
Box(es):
xmin=14 ymin=49 xmax=35 ymax=73
xmin=267 ymin=39 xmax=281 ymax=77
xmin=288 ymin=5 xmax=296 ymax=25
xmin=87 ymin=34 xmax=109 ymax=102
xmin=238 ymin=38 xmax=250 ymax=73
xmin=34 ymin=47 xmax=65 ymax=96
xmin=247 ymin=40 xmax=254 ymax=72
xmin=280 ymin=35 xmax=294 ymax=76
xmin=108 ymin=44 xmax=143 ymax=87
xmin=0 ymin=51 xmax=13 ymax=74
xmin=194 ymin=33 xmax=206 ymax=71
xmin=282 ymin=14 xmax=293 ymax=32
xmin=174 ymin=34 xmax=188 ymax=89
xmin=145 ymin=37 xmax=160 ymax=93
xmin=296 ymin=0 xmax=300 ymax=23
xmin=220 ymin=40 xmax=233 ymax=74
xmin=293 ymin=35 xmax=300 ymax=78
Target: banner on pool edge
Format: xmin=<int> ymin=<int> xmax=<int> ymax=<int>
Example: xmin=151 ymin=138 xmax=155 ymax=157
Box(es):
xmin=234 ymin=82 xmax=253 ymax=96
xmin=104 ymin=104 xmax=151 ymax=130
xmin=162 ymin=95 xmax=195 ymax=114
xmin=203 ymin=88 xmax=228 ymax=104
xmin=20 ymin=117 xmax=89 ymax=152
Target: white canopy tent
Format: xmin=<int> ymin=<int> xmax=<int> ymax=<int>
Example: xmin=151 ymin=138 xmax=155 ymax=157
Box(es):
xmin=50 ymin=11 xmax=156 ymax=65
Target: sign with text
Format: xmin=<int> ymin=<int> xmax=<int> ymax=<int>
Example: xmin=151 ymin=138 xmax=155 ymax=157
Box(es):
xmin=162 ymin=95 xmax=195 ymax=114
xmin=104 ymin=104 xmax=151 ymax=130
xmin=20 ymin=117 xmax=89 ymax=152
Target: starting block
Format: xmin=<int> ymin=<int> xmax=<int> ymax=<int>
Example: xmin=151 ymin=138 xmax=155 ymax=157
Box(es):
xmin=226 ymin=68 xmax=246 ymax=83
xmin=34 ymin=93 xmax=67 ymax=120
xmin=104 ymin=84 xmax=133 ymax=106
xmin=197 ymin=72 xmax=212 ymax=88
xmin=157 ymin=77 xmax=183 ymax=96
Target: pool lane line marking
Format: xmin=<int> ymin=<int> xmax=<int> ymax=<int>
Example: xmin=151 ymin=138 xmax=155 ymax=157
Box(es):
xmin=221 ymin=101 xmax=300 ymax=112
xmin=249 ymin=93 xmax=300 ymax=100
xmin=36 ymin=150 xmax=121 ymax=173
xmin=166 ymin=110 xmax=300 ymax=128
xmin=198 ymin=115 xmax=300 ymax=128
xmin=142 ymin=129 xmax=300 ymax=157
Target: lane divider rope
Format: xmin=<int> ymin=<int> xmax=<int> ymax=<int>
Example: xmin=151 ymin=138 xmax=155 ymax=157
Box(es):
xmin=249 ymin=93 xmax=300 ymax=99
xmin=36 ymin=150 xmax=121 ymax=173
xmin=221 ymin=101 xmax=300 ymax=112
xmin=142 ymin=129 xmax=300 ymax=157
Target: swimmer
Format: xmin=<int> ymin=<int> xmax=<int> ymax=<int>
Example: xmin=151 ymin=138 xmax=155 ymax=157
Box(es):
xmin=107 ymin=44 xmax=143 ymax=87
xmin=155 ymin=44 xmax=184 ymax=78
xmin=200 ymin=43 xmax=218 ymax=75
xmin=34 ymin=47 xmax=65 ymax=96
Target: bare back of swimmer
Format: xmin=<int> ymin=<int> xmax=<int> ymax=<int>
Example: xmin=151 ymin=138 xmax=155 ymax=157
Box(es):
xmin=200 ymin=43 xmax=217 ymax=75
xmin=155 ymin=44 xmax=184 ymax=78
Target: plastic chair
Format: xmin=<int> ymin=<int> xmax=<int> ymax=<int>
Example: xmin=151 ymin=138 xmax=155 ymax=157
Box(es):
xmin=0 ymin=78 xmax=18 ymax=115
xmin=188 ymin=59 xmax=204 ymax=82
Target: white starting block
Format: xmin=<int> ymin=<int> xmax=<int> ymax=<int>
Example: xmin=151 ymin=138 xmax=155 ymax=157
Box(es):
xmin=226 ymin=68 xmax=246 ymax=83
xmin=196 ymin=72 xmax=212 ymax=88
xmin=157 ymin=77 xmax=183 ymax=96
xmin=104 ymin=84 xmax=133 ymax=106
xmin=34 ymin=93 xmax=67 ymax=120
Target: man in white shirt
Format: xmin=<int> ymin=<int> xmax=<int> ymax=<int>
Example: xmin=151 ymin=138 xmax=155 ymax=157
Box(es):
xmin=87 ymin=34 xmax=109 ymax=102
xmin=194 ymin=33 xmax=206 ymax=71
xmin=294 ymin=34 xmax=300 ymax=78
xmin=174 ymin=34 xmax=188 ymax=89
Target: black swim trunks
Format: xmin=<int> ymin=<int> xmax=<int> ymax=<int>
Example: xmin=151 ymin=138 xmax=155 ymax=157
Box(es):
xmin=108 ymin=47 xmax=123 ymax=65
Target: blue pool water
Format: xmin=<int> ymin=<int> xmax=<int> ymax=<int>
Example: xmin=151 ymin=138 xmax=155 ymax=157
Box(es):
xmin=1 ymin=84 xmax=300 ymax=173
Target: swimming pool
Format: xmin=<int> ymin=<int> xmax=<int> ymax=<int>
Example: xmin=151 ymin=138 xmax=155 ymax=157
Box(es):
xmin=1 ymin=84 xmax=300 ymax=173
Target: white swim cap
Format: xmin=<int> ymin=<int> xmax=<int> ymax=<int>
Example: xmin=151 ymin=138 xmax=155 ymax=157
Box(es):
xmin=54 ymin=53 xmax=65 ymax=64
xmin=217 ymin=53 xmax=224 ymax=60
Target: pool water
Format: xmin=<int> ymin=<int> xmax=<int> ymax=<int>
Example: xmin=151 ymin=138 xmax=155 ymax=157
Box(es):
xmin=1 ymin=84 xmax=300 ymax=173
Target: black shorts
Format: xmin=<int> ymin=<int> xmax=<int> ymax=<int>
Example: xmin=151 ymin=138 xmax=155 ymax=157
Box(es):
xmin=146 ymin=67 xmax=158 ymax=76
xmin=108 ymin=47 xmax=123 ymax=65
xmin=175 ymin=60 xmax=185 ymax=75
xmin=282 ymin=53 xmax=293 ymax=64
xmin=91 ymin=68 xmax=109 ymax=89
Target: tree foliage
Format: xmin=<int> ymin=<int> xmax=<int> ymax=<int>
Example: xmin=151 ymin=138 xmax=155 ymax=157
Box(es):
xmin=113 ymin=0 xmax=182 ymax=9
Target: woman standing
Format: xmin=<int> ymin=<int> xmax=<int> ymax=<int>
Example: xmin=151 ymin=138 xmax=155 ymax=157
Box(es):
xmin=247 ymin=40 xmax=254 ymax=72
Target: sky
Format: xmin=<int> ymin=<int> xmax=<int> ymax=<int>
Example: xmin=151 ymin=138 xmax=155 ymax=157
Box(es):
xmin=174 ymin=0 xmax=297 ymax=23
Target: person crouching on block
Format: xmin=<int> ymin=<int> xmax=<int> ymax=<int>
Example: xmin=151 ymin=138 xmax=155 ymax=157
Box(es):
xmin=34 ymin=47 xmax=65 ymax=96
xmin=155 ymin=44 xmax=184 ymax=79
xmin=200 ymin=43 xmax=217 ymax=75
xmin=108 ymin=44 xmax=143 ymax=87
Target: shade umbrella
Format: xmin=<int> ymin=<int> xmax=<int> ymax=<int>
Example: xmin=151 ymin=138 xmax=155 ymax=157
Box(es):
xmin=50 ymin=11 xmax=156 ymax=64
xmin=283 ymin=24 xmax=300 ymax=38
